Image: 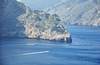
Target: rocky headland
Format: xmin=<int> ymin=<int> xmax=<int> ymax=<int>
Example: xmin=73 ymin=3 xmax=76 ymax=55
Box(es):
xmin=0 ymin=0 xmax=72 ymax=43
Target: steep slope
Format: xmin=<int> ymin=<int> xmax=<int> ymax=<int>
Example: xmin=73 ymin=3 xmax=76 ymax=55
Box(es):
xmin=0 ymin=0 xmax=72 ymax=43
xmin=17 ymin=8 xmax=72 ymax=42
xmin=0 ymin=0 xmax=26 ymax=37
xmin=44 ymin=0 xmax=100 ymax=27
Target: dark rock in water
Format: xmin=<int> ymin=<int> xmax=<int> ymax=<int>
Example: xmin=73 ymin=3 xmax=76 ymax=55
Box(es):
xmin=0 ymin=0 xmax=72 ymax=43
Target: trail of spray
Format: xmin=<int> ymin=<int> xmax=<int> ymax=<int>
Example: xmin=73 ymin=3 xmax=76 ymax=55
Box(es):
xmin=0 ymin=51 xmax=49 ymax=58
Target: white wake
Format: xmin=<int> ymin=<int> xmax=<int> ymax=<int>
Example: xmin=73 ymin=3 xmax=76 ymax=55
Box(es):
xmin=0 ymin=51 xmax=49 ymax=58
xmin=22 ymin=51 xmax=49 ymax=55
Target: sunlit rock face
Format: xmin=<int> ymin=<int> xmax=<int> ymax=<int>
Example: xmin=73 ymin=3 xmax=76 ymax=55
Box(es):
xmin=17 ymin=7 xmax=72 ymax=43
xmin=44 ymin=0 xmax=100 ymax=27
xmin=0 ymin=0 xmax=72 ymax=43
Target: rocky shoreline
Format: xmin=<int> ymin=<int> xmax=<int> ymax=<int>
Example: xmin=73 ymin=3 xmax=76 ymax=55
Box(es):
xmin=0 ymin=0 xmax=72 ymax=43
xmin=17 ymin=7 xmax=72 ymax=43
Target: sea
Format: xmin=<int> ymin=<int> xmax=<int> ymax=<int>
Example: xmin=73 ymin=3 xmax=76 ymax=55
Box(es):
xmin=0 ymin=25 xmax=100 ymax=65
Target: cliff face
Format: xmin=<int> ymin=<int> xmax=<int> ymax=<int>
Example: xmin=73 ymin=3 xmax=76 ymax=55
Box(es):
xmin=0 ymin=0 xmax=26 ymax=37
xmin=17 ymin=7 xmax=72 ymax=42
xmin=44 ymin=0 xmax=100 ymax=27
xmin=0 ymin=0 xmax=72 ymax=43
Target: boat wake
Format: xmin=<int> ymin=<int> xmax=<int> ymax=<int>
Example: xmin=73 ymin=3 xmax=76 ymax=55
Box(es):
xmin=0 ymin=51 xmax=49 ymax=58
xmin=22 ymin=51 xmax=49 ymax=55
xmin=26 ymin=43 xmax=68 ymax=47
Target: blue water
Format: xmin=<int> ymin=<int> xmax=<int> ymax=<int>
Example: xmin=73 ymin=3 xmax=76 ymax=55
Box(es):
xmin=0 ymin=25 xmax=100 ymax=65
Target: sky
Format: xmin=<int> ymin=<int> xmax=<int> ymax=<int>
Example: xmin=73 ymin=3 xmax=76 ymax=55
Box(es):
xmin=17 ymin=0 xmax=61 ymax=10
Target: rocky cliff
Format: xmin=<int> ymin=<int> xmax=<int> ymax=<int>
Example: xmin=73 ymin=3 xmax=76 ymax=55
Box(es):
xmin=44 ymin=0 xmax=100 ymax=27
xmin=0 ymin=0 xmax=72 ymax=43
xmin=0 ymin=0 xmax=26 ymax=37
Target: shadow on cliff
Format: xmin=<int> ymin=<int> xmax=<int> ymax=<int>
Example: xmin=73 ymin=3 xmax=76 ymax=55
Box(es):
xmin=0 ymin=0 xmax=27 ymax=37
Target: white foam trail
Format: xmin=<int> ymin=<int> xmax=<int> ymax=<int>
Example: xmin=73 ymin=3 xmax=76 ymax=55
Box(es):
xmin=39 ymin=44 xmax=67 ymax=47
xmin=26 ymin=43 xmax=67 ymax=47
xmin=22 ymin=51 xmax=49 ymax=55
xmin=26 ymin=43 xmax=39 ymax=46
xmin=0 ymin=51 xmax=50 ymax=58
xmin=26 ymin=44 xmax=35 ymax=45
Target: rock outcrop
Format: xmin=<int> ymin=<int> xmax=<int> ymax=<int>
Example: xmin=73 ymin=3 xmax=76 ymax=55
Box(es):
xmin=44 ymin=0 xmax=100 ymax=27
xmin=0 ymin=0 xmax=72 ymax=43
xmin=17 ymin=7 xmax=72 ymax=42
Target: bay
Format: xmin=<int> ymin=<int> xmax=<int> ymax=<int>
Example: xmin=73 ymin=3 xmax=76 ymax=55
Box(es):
xmin=0 ymin=25 xmax=100 ymax=65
